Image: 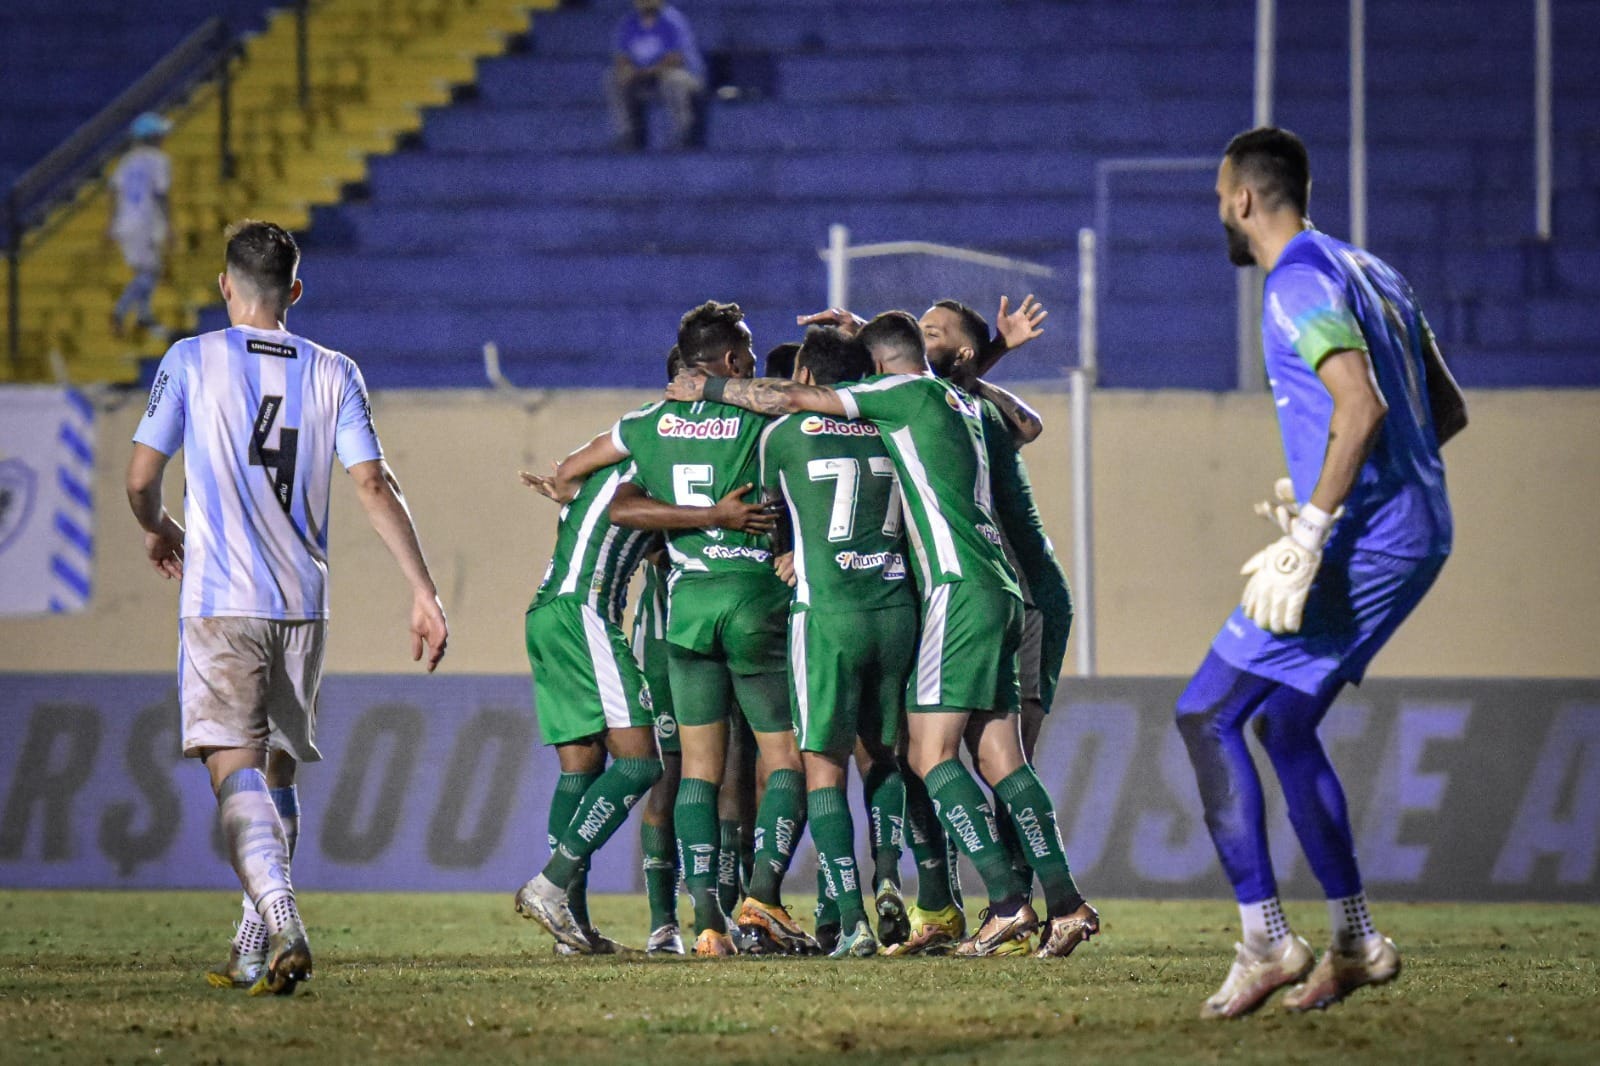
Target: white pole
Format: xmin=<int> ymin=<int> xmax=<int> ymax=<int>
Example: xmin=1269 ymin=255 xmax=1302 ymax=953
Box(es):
xmin=1072 ymin=227 xmax=1097 ymax=677
xmin=1350 ymin=0 xmax=1367 ymax=248
xmin=1238 ymin=0 xmax=1274 ymax=391
xmin=1535 ymin=0 xmax=1553 ymax=240
xmin=827 ymin=223 xmax=850 ymax=311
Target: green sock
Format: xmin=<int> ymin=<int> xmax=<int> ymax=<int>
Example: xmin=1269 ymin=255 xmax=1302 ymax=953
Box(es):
xmin=675 ymin=777 xmax=724 ymax=934
xmin=903 ymin=766 xmax=954 ymax=912
xmin=945 ymin=834 xmax=966 ymax=910
xmin=747 ymin=768 xmax=805 ymax=904
xmin=863 ymin=761 xmax=905 ymax=890
xmin=641 ymin=821 xmax=679 ymax=930
xmin=814 ymin=865 xmax=840 ymax=929
xmin=546 ymin=771 xmax=599 ymax=881
xmin=995 ymin=765 xmax=1083 ymax=916
xmin=808 ymin=786 xmax=866 ymax=928
xmin=543 ymin=758 xmax=663 ymax=890
xmin=717 ymin=819 xmax=742 ymax=916
xmin=924 ymin=759 xmax=1027 ymax=906
xmin=992 ymin=786 xmax=1036 ymax=907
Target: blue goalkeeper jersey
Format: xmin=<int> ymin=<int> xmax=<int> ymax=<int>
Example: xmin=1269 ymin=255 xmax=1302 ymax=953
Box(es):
xmin=1262 ymin=229 xmax=1452 ymax=559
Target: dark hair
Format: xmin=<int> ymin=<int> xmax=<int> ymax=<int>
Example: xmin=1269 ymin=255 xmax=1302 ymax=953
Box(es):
xmin=932 ymin=299 xmax=991 ymax=354
xmin=764 ymin=342 xmax=800 ymax=379
xmin=677 ymin=300 xmax=746 ymax=366
xmin=665 ymin=344 xmax=683 ymax=381
xmin=224 ymin=219 xmax=299 ymax=303
xmin=857 ymin=310 xmax=925 ymax=366
xmin=795 ymin=326 xmax=871 ymax=387
xmin=1225 ymin=126 xmax=1311 ymax=215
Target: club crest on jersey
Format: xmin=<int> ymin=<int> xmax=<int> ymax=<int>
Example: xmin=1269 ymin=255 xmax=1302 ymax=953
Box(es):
xmin=800 ymin=415 xmax=878 ymax=437
xmin=943 ymin=388 xmax=980 ymax=418
xmin=657 ymin=412 xmax=740 ymax=440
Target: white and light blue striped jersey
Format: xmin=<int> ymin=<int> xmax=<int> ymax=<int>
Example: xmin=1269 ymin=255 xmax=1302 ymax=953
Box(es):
xmin=133 ymin=324 xmax=384 ymax=619
xmin=110 ymin=146 xmax=171 ymax=239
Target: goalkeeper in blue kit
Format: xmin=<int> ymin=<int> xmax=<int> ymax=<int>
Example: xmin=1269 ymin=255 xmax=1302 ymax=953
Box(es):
xmin=1183 ymin=127 xmax=1467 ymax=1018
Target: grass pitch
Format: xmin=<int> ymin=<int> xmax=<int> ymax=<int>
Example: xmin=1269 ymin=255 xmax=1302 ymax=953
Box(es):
xmin=2 ymin=892 xmax=1596 ymax=1064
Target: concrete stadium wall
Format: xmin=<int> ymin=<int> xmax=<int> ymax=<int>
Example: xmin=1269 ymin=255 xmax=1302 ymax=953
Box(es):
xmin=1 ymin=387 xmax=1596 ymax=678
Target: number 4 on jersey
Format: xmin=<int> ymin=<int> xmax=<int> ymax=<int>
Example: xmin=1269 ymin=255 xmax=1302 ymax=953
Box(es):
xmin=250 ymin=396 xmax=298 ymax=514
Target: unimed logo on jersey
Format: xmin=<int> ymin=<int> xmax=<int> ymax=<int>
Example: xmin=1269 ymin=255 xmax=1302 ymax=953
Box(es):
xmin=800 ymin=416 xmax=878 ymax=437
xmin=656 ymin=413 xmax=740 ymax=439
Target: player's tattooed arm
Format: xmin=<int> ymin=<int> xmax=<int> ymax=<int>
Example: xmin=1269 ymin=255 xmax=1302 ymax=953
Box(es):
xmin=666 ymin=369 xmax=848 ymax=418
xmin=520 ymin=429 xmax=627 ymax=504
xmin=608 ymin=481 xmax=777 ymax=535
xmin=972 ymin=379 xmax=1044 ymax=446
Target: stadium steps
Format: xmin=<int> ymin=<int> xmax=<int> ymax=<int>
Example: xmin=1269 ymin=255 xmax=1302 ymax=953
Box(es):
xmin=1 ymin=0 xmax=549 ymax=385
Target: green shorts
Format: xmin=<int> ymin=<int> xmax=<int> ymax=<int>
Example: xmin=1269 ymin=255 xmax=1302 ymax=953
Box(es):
xmin=907 ymin=582 xmax=1023 ymax=714
xmin=790 ymin=604 xmax=916 ymax=758
xmin=525 ymin=599 xmax=655 ymax=746
xmin=666 ymin=571 xmax=790 ymax=676
xmin=632 ymin=622 xmax=679 ymax=754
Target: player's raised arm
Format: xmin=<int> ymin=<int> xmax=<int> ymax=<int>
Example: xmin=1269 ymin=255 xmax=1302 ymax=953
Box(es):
xmin=348 ymin=458 xmax=448 ymax=671
xmin=666 ymin=367 xmax=847 ymax=417
xmin=971 ymin=293 xmax=1048 ymax=378
xmin=607 ymin=480 xmax=776 ymax=534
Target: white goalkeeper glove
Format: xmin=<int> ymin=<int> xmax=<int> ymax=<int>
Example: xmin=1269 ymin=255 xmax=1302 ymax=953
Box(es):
xmin=1253 ymin=477 xmax=1299 ymax=534
xmin=1240 ymin=499 xmax=1337 ymax=634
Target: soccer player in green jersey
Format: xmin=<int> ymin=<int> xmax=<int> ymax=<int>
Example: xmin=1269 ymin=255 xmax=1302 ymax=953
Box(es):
xmin=533 ymin=302 xmax=814 ymax=957
xmin=668 ymin=309 xmax=1099 ymax=958
xmin=920 ymin=299 xmax=1074 ymax=758
xmin=758 ymin=326 xmax=916 ymax=958
xmin=511 ymin=458 xmax=666 ymax=953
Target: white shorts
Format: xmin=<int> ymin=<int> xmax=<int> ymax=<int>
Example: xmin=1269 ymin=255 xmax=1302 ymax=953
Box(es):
xmin=1018 ymin=605 xmax=1044 ymax=703
xmin=179 ymin=616 xmax=326 ymax=762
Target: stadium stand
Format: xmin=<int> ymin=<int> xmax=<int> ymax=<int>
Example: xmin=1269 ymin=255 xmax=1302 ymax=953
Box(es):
xmin=6 ymin=0 xmax=1596 ymax=388
xmin=276 ymin=0 xmax=1600 ymax=389
xmin=2 ymin=0 xmax=542 ymax=384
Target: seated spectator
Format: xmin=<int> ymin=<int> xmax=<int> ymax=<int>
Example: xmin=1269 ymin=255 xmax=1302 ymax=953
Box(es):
xmin=605 ymin=0 xmax=706 ymax=151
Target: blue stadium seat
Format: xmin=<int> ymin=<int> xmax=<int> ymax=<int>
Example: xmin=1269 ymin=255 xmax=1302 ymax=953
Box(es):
xmin=188 ymin=0 xmax=1600 ymax=387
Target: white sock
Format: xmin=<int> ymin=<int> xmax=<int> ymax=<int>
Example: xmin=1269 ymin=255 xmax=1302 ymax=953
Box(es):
xmin=217 ymin=769 xmax=296 ymax=933
xmin=235 ymin=896 xmax=268 ymax=953
xmin=1240 ymin=897 xmax=1292 ymax=955
xmin=1329 ymin=893 xmax=1378 ymax=949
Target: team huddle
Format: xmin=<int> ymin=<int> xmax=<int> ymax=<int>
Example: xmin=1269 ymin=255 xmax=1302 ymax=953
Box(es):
xmin=127 ymin=126 xmax=1465 ymax=1018
xmin=515 ymin=293 xmax=1090 ymax=962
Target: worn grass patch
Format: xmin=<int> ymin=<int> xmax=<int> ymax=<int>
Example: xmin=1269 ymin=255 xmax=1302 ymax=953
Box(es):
xmin=1 ymin=893 xmax=1596 ymax=1064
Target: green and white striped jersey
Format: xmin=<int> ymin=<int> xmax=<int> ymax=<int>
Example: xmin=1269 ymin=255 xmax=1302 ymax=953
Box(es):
xmin=610 ymin=399 xmax=775 ymax=579
xmin=530 ymin=460 xmax=654 ymax=623
xmin=835 ymin=373 xmax=1018 ymax=595
xmin=758 ymin=411 xmax=916 ymax=615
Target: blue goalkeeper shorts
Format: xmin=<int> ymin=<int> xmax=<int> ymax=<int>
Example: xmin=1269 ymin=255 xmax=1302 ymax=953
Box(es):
xmin=1208 ymin=548 xmax=1447 ymax=695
